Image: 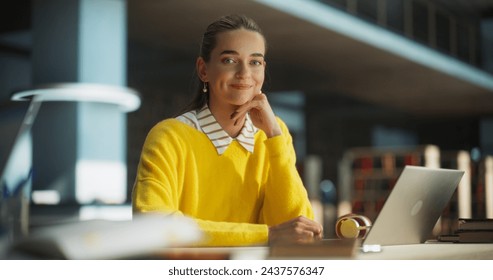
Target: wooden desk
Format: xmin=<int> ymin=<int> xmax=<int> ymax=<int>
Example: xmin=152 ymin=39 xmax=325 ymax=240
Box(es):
xmin=155 ymin=242 xmax=493 ymax=260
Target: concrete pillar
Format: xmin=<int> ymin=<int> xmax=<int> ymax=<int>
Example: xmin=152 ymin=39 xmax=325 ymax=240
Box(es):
xmin=480 ymin=18 xmax=493 ymax=155
xmin=31 ymin=0 xmax=129 ymax=204
xmin=481 ymin=19 xmax=493 ymax=74
xmin=481 ymin=119 xmax=493 ymax=156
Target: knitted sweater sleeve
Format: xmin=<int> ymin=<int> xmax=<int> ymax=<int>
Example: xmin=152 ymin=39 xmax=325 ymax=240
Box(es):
xmin=260 ymin=118 xmax=314 ymax=225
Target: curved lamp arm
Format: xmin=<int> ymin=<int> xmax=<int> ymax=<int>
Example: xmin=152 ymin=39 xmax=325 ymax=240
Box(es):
xmin=11 ymin=83 xmax=141 ymax=113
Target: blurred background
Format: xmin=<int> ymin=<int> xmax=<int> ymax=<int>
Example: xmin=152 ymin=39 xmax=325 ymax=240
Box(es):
xmin=1 ymin=0 xmax=493 ymax=237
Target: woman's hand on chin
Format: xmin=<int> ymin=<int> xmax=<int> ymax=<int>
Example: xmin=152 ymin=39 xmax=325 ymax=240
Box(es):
xmin=230 ymin=92 xmax=282 ymax=138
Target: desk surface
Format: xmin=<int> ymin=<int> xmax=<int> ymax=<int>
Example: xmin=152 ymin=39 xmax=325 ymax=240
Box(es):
xmin=358 ymin=242 xmax=493 ymax=260
xmin=4 ymin=232 xmax=493 ymax=260
xmin=155 ymin=242 xmax=493 ymax=260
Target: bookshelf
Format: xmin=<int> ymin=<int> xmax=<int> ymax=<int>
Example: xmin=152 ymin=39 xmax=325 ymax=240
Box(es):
xmin=439 ymin=150 xmax=471 ymax=234
xmin=475 ymin=156 xmax=493 ymax=219
xmin=337 ymin=145 xmax=473 ymax=236
xmin=337 ymin=145 xmax=440 ymax=222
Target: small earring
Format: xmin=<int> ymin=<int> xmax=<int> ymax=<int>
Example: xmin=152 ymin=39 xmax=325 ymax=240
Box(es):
xmin=202 ymin=82 xmax=208 ymax=93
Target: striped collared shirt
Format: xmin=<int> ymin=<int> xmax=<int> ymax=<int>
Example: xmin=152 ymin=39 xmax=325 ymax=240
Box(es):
xmin=176 ymin=105 xmax=258 ymax=155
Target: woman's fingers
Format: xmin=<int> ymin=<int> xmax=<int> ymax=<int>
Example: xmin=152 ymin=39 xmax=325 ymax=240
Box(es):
xmin=231 ymin=93 xmax=281 ymax=137
xmin=268 ymin=216 xmax=324 ymax=245
xmin=231 ymin=94 xmax=267 ymax=119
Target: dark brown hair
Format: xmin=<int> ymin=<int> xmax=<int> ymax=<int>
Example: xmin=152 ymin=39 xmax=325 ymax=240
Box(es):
xmin=179 ymin=14 xmax=266 ymax=114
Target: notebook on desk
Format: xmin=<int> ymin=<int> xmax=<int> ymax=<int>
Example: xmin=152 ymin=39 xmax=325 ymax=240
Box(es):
xmin=361 ymin=165 xmax=464 ymax=251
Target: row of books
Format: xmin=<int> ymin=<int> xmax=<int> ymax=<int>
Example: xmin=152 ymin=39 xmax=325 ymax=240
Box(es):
xmin=438 ymin=219 xmax=493 ymax=243
xmin=351 ymin=155 xmax=423 ymax=171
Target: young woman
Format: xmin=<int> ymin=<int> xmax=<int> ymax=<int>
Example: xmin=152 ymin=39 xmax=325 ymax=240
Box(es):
xmin=132 ymin=14 xmax=323 ymax=246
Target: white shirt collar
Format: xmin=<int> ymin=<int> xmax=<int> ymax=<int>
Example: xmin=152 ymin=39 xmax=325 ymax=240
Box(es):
xmin=176 ymin=105 xmax=258 ymax=155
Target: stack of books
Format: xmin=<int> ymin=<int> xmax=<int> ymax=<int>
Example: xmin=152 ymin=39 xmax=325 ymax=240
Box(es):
xmin=438 ymin=219 xmax=493 ymax=243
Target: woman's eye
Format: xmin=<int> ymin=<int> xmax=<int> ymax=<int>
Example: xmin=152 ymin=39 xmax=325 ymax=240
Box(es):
xmin=223 ymin=58 xmax=236 ymax=64
xmin=251 ymin=60 xmax=262 ymax=66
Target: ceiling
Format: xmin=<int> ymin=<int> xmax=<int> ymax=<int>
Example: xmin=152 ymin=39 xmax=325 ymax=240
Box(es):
xmin=1 ymin=0 xmax=493 ymax=117
xmin=127 ymin=0 xmax=493 ymax=117
xmin=433 ymin=0 xmax=493 ymax=17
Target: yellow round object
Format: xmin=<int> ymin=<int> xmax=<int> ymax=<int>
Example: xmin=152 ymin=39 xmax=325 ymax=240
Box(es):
xmin=340 ymin=218 xmax=360 ymax=238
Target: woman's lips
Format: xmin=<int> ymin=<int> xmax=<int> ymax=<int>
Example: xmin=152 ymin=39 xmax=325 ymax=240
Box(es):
xmin=230 ymin=84 xmax=252 ymax=90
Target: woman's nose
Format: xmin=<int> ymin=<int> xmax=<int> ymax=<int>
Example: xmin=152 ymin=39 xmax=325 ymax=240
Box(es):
xmin=235 ymin=62 xmax=250 ymax=78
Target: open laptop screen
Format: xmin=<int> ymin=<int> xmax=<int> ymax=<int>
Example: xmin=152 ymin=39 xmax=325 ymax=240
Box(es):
xmin=362 ymin=165 xmax=464 ymax=248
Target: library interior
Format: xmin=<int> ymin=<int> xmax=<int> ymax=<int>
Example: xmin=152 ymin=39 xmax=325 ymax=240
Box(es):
xmin=1 ymin=0 xmax=493 ymax=260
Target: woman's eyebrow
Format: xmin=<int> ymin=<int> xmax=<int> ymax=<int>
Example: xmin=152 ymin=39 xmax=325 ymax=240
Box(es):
xmin=220 ymin=50 xmax=239 ymax=55
xmin=220 ymin=50 xmax=264 ymax=57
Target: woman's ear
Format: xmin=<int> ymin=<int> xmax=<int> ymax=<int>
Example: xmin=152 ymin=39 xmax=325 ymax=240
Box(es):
xmin=196 ymin=57 xmax=208 ymax=82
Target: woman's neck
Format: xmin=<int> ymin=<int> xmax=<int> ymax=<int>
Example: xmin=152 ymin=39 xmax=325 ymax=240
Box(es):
xmin=208 ymin=101 xmax=244 ymax=138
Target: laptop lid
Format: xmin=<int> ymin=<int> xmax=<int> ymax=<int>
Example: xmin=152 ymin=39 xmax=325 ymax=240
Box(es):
xmin=0 ymin=97 xmax=42 ymax=241
xmin=362 ymin=165 xmax=464 ymax=247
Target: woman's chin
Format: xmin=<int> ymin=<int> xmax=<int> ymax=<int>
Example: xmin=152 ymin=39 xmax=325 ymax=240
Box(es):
xmin=229 ymin=97 xmax=253 ymax=107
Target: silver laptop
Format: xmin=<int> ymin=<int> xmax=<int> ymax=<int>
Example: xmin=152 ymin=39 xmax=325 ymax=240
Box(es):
xmin=362 ymin=165 xmax=464 ymax=250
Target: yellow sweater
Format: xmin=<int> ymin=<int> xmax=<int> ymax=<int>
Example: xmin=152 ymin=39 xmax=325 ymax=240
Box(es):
xmin=132 ymin=117 xmax=313 ymax=246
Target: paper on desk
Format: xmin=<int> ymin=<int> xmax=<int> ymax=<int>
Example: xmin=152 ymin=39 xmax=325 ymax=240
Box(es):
xmin=12 ymin=213 xmax=203 ymax=259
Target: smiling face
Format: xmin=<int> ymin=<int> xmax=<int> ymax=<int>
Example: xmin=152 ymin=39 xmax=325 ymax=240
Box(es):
xmin=197 ymin=28 xmax=266 ymax=110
